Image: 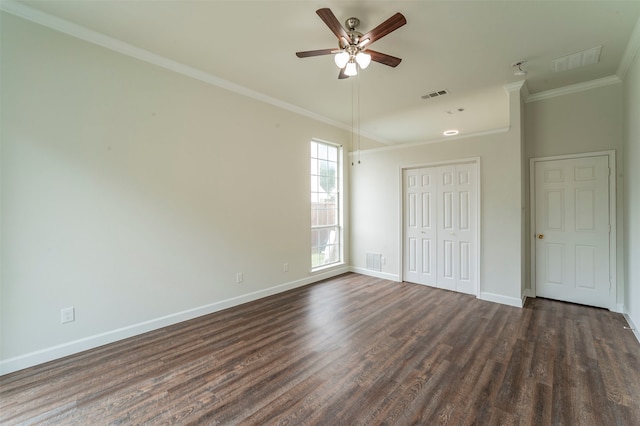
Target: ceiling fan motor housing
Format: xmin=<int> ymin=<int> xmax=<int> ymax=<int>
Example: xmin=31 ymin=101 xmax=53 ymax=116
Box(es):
xmin=345 ymin=17 xmax=363 ymax=46
xmin=345 ymin=17 xmax=359 ymax=30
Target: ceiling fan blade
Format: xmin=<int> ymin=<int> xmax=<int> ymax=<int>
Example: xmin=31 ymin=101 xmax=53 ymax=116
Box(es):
xmin=359 ymin=13 xmax=406 ymax=47
xmin=296 ymin=48 xmax=336 ymax=58
xmin=367 ymin=50 xmax=402 ymax=67
xmin=338 ymin=67 xmax=349 ymax=79
xmin=316 ymin=8 xmax=349 ymax=41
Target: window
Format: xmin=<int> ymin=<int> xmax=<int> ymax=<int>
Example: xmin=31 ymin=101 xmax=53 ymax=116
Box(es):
xmin=311 ymin=140 xmax=342 ymax=269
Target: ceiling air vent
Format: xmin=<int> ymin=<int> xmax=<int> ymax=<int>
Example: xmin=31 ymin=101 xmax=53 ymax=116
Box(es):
xmin=421 ymin=89 xmax=449 ymax=100
xmin=552 ymin=46 xmax=602 ymax=72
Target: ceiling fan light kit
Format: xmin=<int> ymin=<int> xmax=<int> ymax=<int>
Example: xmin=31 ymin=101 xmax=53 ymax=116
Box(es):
xmin=334 ymin=51 xmax=350 ymax=68
xmin=296 ymin=8 xmax=406 ymax=79
xmin=345 ymin=60 xmax=358 ymax=76
xmin=355 ymin=52 xmax=371 ymax=69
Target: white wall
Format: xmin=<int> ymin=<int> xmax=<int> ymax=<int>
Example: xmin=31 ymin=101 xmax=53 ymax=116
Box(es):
xmin=0 ymin=13 xmax=351 ymax=373
xmin=525 ymin=84 xmax=625 ymax=306
xmin=526 ymin=85 xmax=623 ymax=159
xmin=349 ymin=86 xmax=525 ymax=306
xmin=623 ymin=47 xmax=640 ymax=333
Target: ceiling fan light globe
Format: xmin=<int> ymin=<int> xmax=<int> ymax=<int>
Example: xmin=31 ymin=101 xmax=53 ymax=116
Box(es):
xmin=334 ymin=51 xmax=350 ymax=68
xmin=355 ymin=52 xmax=371 ymax=69
xmin=345 ymin=61 xmax=358 ymax=76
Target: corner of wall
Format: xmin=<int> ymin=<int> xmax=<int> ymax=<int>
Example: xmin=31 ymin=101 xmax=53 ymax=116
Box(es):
xmin=504 ymin=80 xmax=528 ymax=302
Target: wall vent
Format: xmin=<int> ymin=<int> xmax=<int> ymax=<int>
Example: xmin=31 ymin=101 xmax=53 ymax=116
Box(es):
xmin=552 ymin=46 xmax=602 ymax=72
xmin=421 ymin=89 xmax=449 ymax=100
xmin=366 ymin=253 xmax=382 ymax=272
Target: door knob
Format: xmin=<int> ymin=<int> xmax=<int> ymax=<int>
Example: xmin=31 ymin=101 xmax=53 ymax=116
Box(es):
xmin=537 ymin=234 xmax=544 ymax=239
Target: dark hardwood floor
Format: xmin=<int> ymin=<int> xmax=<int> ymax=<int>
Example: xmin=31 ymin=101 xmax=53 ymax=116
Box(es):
xmin=2 ymin=273 xmax=640 ymax=425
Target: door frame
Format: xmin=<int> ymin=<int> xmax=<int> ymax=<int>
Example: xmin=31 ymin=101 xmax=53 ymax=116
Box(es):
xmin=529 ymin=150 xmax=617 ymax=310
xmin=399 ymin=157 xmax=481 ymax=298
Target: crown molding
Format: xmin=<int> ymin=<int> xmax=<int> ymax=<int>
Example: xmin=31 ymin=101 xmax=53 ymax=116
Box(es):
xmin=503 ymin=80 xmax=526 ymax=93
xmin=0 ymin=0 xmax=390 ymax=146
xmin=503 ymin=80 xmax=529 ymax=102
xmin=617 ymin=15 xmax=640 ymax=79
xmin=526 ymin=75 xmax=622 ymax=103
xmin=349 ymin=126 xmax=510 ymax=155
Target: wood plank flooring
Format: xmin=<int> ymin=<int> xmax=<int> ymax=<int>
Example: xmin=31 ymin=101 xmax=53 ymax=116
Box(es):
xmin=2 ymin=273 xmax=640 ymax=425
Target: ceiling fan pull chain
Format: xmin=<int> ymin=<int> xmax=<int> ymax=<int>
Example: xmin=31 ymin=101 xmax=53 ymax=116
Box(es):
xmin=357 ymin=74 xmax=361 ymax=164
xmin=351 ymin=76 xmax=355 ymax=166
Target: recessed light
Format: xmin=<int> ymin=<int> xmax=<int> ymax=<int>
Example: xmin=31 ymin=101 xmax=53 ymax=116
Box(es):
xmin=443 ymin=130 xmax=459 ymax=136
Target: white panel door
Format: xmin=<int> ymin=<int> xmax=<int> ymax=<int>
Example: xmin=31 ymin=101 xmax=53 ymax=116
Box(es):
xmin=436 ymin=166 xmax=457 ymax=291
xmin=404 ymin=168 xmax=437 ymax=286
xmin=404 ymin=163 xmax=477 ymax=295
xmin=534 ymin=156 xmax=610 ymax=308
xmin=436 ymin=164 xmax=477 ymax=294
xmin=453 ymin=163 xmax=476 ymax=295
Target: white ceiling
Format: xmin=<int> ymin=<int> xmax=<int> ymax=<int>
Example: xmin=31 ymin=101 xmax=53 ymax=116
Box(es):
xmin=7 ymin=0 xmax=640 ymax=145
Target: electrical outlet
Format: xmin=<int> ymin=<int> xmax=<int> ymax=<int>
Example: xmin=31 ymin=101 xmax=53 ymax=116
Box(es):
xmin=283 ymin=263 xmax=289 ymax=272
xmin=61 ymin=307 xmax=75 ymax=324
xmin=236 ymin=272 xmax=243 ymax=283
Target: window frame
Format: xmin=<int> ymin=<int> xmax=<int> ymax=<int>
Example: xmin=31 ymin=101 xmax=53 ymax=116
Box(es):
xmin=310 ymin=139 xmax=343 ymax=271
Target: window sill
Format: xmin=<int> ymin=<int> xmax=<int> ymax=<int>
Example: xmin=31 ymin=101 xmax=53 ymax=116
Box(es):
xmin=310 ymin=262 xmax=346 ymax=275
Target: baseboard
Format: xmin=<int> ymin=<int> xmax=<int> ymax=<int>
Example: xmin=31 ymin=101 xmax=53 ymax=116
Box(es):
xmin=349 ymin=268 xmax=523 ymax=308
xmin=521 ymin=288 xmax=535 ymax=306
xmin=480 ymin=291 xmax=524 ymax=308
xmin=0 ymin=267 xmax=349 ymax=376
xmin=623 ymin=313 xmax=640 ymax=344
xmin=349 ymin=266 xmax=401 ymax=282
xmin=615 ymin=303 xmax=625 ymax=314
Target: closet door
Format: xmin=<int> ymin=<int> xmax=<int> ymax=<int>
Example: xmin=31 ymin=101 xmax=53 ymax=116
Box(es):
xmin=404 ymin=168 xmax=437 ymax=286
xmin=404 ymin=162 xmax=477 ymax=295
xmin=436 ymin=165 xmax=458 ymax=291
xmin=436 ymin=163 xmax=477 ymax=295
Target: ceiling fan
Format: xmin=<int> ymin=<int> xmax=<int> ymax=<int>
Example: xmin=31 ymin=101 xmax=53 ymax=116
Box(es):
xmin=296 ymin=8 xmax=406 ymax=79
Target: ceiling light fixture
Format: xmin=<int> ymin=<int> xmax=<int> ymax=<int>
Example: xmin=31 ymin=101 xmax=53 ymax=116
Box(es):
xmin=334 ymin=51 xmax=349 ymax=68
xmin=296 ymin=9 xmax=406 ymax=80
xmin=335 ymin=45 xmax=371 ymax=76
xmin=443 ymin=130 xmax=459 ymax=136
xmin=345 ymin=59 xmax=358 ymax=76
xmin=331 ymin=17 xmax=375 ymax=76
xmin=355 ymin=51 xmax=371 ymax=69
xmin=512 ymin=60 xmax=528 ymax=76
